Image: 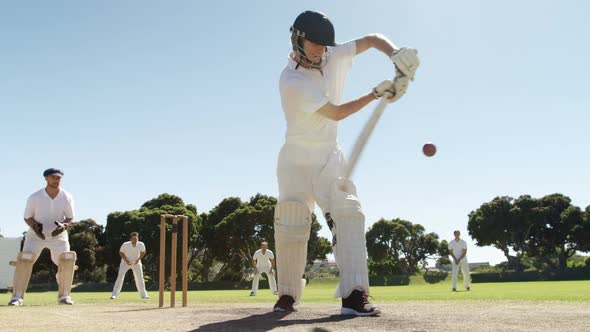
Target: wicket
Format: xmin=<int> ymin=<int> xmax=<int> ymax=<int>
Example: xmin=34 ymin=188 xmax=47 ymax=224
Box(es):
xmin=159 ymin=214 xmax=189 ymax=308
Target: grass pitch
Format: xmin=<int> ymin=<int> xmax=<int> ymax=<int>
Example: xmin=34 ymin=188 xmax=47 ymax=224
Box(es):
xmin=8 ymin=278 xmax=589 ymax=306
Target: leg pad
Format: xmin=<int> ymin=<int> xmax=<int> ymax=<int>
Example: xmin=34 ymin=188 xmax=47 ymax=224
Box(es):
xmin=57 ymin=251 xmax=77 ymax=298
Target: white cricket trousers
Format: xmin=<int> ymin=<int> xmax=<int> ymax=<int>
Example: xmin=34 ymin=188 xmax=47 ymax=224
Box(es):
xmin=251 ymin=266 xmax=277 ymax=294
xmin=18 ymin=230 xmax=71 ymax=299
xmin=277 ymin=142 xmax=370 ymax=299
xmin=112 ymin=260 xmax=148 ymax=298
xmin=451 ymin=259 xmax=471 ymax=289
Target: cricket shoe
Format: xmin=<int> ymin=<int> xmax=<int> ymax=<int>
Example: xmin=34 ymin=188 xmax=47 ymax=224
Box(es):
xmin=250 ymin=291 xmax=256 ymax=296
xmin=341 ymin=289 xmax=380 ymax=316
xmin=273 ymin=295 xmax=295 ymax=312
xmin=58 ymin=296 xmax=74 ymax=305
xmin=8 ymin=298 xmax=23 ymax=306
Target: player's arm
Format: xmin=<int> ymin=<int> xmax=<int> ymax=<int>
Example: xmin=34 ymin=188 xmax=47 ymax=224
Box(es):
xmin=24 ymin=196 xmax=44 ymax=238
xmin=119 ymin=251 xmax=130 ymax=265
xmin=317 ymin=93 xmax=375 ymax=121
xmin=355 ymin=33 xmax=398 ymax=57
xmin=449 ymin=249 xmax=457 ymax=262
xmin=458 ymin=248 xmax=467 ymax=262
xmin=24 ymin=217 xmax=38 ymax=229
xmin=25 ymin=217 xmax=45 ymax=239
xmin=253 ymin=258 xmax=260 ymax=274
xmin=63 ymin=217 xmax=73 ymax=227
xmin=317 ymin=80 xmax=396 ymax=121
xmin=136 ymin=250 xmax=146 ymax=265
xmin=356 ymin=34 xmax=420 ymax=81
xmin=52 ymin=218 xmax=74 ymax=235
xmin=64 ymin=195 xmax=75 ymax=228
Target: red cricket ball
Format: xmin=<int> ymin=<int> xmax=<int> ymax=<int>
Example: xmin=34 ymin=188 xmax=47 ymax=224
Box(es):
xmin=422 ymin=143 xmax=437 ymax=157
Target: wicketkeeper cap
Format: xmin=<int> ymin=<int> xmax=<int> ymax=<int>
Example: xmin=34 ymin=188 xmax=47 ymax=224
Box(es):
xmin=43 ymin=168 xmax=64 ymax=177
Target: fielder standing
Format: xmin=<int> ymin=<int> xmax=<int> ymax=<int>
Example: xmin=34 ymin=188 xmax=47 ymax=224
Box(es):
xmin=111 ymin=232 xmax=149 ymax=299
xmin=8 ymin=168 xmax=77 ymax=306
xmin=250 ymin=241 xmax=277 ymax=296
xmin=448 ymin=230 xmax=471 ymax=291
xmin=273 ymin=10 xmax=419 ymax=315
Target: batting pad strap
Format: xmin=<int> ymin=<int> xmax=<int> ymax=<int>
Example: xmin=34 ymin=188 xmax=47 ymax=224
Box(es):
xmin=274 ymin=201 xmax=311 ymax=226
xmin=274 ymin=201 xmax=312 ymax=242
xmin=274 ymin=223 xmax=310 ymax=241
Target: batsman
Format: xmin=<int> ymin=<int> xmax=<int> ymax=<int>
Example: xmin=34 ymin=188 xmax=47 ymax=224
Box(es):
xmin=273 ymin=11 xmax=419 ymax=315
xmin=8 ymin=168 xmax=77 ymax=306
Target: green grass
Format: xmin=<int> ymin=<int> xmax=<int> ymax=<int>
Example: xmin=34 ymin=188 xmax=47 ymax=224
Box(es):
xmin=300 ymin=278 xmax=590 ymax=302
xmin=8 ymin=279 xmax=590 ymax=306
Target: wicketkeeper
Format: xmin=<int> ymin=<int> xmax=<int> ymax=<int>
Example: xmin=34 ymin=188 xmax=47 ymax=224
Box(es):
xmin=8 ymin=168 xmax=77 ymax=306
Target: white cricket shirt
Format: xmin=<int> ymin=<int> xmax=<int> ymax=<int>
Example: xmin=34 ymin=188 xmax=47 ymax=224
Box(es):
xmin=253 ymin=249 xmax=274 ymax=268
xmin=120 ymin=241 xmax=146 ymax=261
xmin=24 ymin=188 xmax=75 ymax=232
xmin=279 ymin=41 xmax=356 ymax=145
xmin=448 ymin=239 xmax=468 ymax=260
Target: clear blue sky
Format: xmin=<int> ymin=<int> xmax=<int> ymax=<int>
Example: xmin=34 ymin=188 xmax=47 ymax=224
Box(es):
xmin=1 ymin=1 xmax=589 ymax=265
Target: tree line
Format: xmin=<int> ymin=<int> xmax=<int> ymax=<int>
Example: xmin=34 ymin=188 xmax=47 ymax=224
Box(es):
xmin=468 ymin=193 xmax=590 ymax=271
xmin=25 ymin=192 xmax=589 ymax=284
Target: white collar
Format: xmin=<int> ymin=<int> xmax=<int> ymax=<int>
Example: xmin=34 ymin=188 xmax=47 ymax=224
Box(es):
xmin=43 ymin=188 xmax=62 ymax=199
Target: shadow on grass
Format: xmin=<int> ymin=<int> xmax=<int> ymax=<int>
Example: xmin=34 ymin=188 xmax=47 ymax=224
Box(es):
xmin=108 ymin=306 xmax=172 ymax=313
xmin=192 ymin=311 xmax=355 ymax=332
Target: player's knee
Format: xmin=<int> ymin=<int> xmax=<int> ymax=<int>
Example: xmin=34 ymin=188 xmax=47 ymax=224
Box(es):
xmin=329 ymin=178 xmax=364 ymax=220
xmin=14 ymin=252 xmax=36 ymax=276
xmin=59 ymin=251 xmax=77 ymax=265
xmin=17 ymin=252 xmax=36 ymax=263
xmin=274 ymin=201 xmax=311 ymax=242
xmin=327 ymin=179 xmax=367 ymax=248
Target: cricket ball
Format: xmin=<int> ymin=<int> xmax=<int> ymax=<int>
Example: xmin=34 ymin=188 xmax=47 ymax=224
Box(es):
xmin=422 ymin=143 xmax=437 ymax=157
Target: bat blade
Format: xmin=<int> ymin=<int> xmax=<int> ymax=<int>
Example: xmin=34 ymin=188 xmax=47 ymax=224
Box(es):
xmin=344 ymin=94 xmax=392 ymax=180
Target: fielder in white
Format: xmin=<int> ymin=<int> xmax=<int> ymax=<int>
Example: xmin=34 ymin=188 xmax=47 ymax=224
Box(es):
xmin=9 ymin=168 xmax=77 ymax=306
xmin=273 ymin=11 xmax=419 ymax=315
xmin=448 ymin=230 xmax=471 ymax=291
xmin=111 ymin=232 xmax=149 ymax=299
xmin=250 ymin=241 xmax=277 ymax=296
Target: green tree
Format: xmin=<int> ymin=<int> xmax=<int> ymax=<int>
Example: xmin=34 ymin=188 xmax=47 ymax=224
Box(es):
xmin=200 ymin=194 xmax=331 ymax=281
xmin=194 ymin=197 xmax=244 ymax=281
xmin=468 ymin=196 xmax=530 ymax=271
xmin=469 ymin=194 xmax=588 ymax=271
xmin=530 ymin=194 xmax=587 ymax=270
xmin=212 ymin=194 xmax=276 ymax=281
xmin=437 ymin=240 xmax=451 ymax=266
xmin=578 ymin=206 xmax=590 ymax=253
xmin=366 ymin=218 xmax=442 ymax=275
xmin=69 ymin=219 xmax=105 ymax=282
xmin=104 ymin=193 xmax=200 ymax=284
xmin=307 ymin=213 xmax=332 ymax=265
